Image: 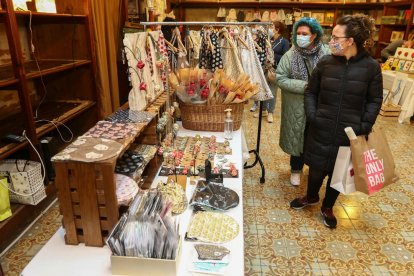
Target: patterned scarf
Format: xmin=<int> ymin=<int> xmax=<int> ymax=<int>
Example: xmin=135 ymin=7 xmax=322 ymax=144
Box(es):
xmin=291 ymin=41 xmax=324 ymax=81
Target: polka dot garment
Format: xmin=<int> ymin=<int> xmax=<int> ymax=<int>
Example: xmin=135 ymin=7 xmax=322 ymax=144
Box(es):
xmin=256 ymin=32 xmax=267 ymax=67
xmin=199 ymin=29 xmax=223 ymax=72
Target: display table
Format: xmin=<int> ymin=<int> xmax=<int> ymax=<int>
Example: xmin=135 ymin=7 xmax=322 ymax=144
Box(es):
xmin=22 ymin=125 xmax=244 ymax=276
xmin=382 ymin=71 xmax=414 ymax=123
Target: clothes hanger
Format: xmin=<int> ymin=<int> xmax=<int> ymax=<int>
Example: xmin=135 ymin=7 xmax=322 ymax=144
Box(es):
xmin=174 ymin=27 xmax=188 ymax=55
xmin=233 ymin=26 xmax=249 ymax=50
xmin=165 ymin=39 xmax=178 ymax=53
xmin=204 ymin=25 xmax=215 ymax=52
xmin=254 ymin=41 xmax=263 ymax=53
xmin=218 ymin=27 xmax=233 ymax=49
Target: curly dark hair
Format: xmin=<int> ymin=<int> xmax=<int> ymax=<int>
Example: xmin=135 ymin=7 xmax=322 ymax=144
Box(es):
xmin=336 ymin=14 xmax=376 ymax=49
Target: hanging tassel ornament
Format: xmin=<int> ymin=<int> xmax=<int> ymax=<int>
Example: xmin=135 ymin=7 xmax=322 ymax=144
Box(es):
xmin=136 ymin=60 xmax=145 ymax=69
xmin=139 ymin=82 xmax=147 ymax=91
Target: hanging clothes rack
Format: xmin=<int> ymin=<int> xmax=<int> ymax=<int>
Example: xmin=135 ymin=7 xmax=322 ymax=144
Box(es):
xmin=140 ymin=21 xmax=272 ymax=184
xmin=140 ymin=21 xmax=272 ymax=29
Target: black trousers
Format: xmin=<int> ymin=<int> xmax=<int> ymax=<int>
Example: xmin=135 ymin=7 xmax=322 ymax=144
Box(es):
xmin=306 ymin=167 xmax=340 ymax=209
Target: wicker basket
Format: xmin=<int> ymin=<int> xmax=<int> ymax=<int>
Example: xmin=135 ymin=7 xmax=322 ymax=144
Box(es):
xmin=179 ymin=100 xmax=244 ymax=132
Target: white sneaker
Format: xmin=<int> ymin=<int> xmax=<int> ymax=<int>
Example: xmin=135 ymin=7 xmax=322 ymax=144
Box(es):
xmin=290 ymin=173 xmax=301 ymax=186
xmin=267 ymin=113 xmax=274 ymax=123
xmin=250 ymin=104 xmax=258 ymax=112
xmin=253 ymin=110 xmax=268 ymax=118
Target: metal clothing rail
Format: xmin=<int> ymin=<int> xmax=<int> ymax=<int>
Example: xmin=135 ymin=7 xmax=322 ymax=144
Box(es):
xmin=140 ymin=21 xmax=269 ymax=184
xmin=140 ymin=21 xmax=273 ymax=27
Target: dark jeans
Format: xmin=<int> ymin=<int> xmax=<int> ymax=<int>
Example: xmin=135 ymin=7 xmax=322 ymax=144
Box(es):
xmin=290 ymin=154 xmax=304 ymax=172
xmin=306 ymin=167 xmax=340 ymax=209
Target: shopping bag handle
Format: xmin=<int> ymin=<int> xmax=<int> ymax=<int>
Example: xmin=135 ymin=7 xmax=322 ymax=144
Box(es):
xmin=0 ymin=132 xmax=46 ymax=197
xmin=15 ymin=159 xmax=29 ymax=172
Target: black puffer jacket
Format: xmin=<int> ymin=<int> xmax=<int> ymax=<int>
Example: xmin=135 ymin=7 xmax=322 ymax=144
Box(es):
xmin=304 ymin=51 xmax=383 ymax=172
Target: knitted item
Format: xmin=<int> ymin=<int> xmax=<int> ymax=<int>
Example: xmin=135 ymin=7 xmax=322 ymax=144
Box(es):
xmin=226 ymin=8 xmax=237 ymax=22
xmin=253 ymin=11 xmax=261 ymax=21
xmin=217 ymin=7 xmax=226 ymax=18
xmin=270 ymin=10 xmax=278 ymax=21
xmin=261 ymin=11 xmax=270 ymax=22
xmin=245 ymin=11 xmax=253 ymax=22
xmin=237 ymin=10 xmax=246 ymax=22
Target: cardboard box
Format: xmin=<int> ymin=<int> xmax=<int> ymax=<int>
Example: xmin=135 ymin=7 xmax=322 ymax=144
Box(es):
xmin=111 ymin=241 xmax=181 ymax=276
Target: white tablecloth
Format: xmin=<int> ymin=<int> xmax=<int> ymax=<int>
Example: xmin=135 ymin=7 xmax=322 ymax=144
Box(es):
xmin=382 ymin=71 xmax=414 ymax=123
xmin=22 ymin=125 xmax=244 ymax=276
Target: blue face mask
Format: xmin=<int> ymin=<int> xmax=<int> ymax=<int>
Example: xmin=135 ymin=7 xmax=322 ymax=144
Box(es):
xmin=296 ymin=35 xmax=312 ymax=48
xmin=268 ymin=29 xmax=274 ymax=38
xmin=251 ymin=28 xmax=257 ymax=34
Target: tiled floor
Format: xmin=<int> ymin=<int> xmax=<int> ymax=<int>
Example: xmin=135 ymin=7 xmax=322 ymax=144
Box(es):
xmin=242 ymin=92 xmax=414 ymax=275
xmin=1 ymin=92 xmax=413 ymax=275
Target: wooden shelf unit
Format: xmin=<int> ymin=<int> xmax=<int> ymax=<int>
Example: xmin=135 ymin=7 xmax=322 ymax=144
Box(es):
xmin=24 ymin=59 xmax=91 ymax=79
xmin=167 ymin=0 xmax=384 ymax=57
xmin=0 ymin=0 xmax=98 ymax=253
xmin=376 ymin=1 xmax=414 ymax=58
xmin=14 ymin=11 xmax=86 ymax=18
xmin=170 ymin=1 xmax=383 ymax=28
xmin=0 ymin=59 xmax=91 ymax=83
xmin=172 ymin=1 xmax=383 ymax=8
xmin=0 ymin=100 xmax=95 ymax=160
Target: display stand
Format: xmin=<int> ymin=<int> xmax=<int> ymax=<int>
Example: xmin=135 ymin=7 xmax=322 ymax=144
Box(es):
xmin=244 ymin=101 xmax=265 ymax=184
xmin=141 ymin=21 xmax=270 ymax=184
xmin=22 ymin=126 xmax=245 ymax=276
xmin=52 ymin=93 xmax=169 ymax=247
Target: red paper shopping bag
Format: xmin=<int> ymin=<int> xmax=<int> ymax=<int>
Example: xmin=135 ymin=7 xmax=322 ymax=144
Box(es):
xmin=349 ymin=127 xmax=398 ymax=195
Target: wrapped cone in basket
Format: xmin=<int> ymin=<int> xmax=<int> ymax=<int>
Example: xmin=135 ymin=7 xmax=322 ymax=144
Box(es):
xmin=168 ymin=73 xmax=179 ymax=89
xmin=224 ymin=91 xmax=237 ymax=104
xmin=169 ymin=67 xmax=258 ymax=105
xmin=189 ymin=67 xmax=199 ymax=82
xmin=178 ymin=68 xmax=191 ymax=84
xmin=232 ymin=97 xmax=245 ymax=104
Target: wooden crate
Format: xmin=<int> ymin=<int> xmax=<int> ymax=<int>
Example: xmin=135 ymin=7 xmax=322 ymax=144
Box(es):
xmin=53 ymin=93 xmax=171 ymax=247
xmin=55 ymin=159 xmax=118 ymax=247
xmin=380 ymin=103 xmax=401 ymax=119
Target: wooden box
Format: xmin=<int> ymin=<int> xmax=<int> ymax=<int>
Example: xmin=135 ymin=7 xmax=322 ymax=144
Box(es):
xmin=55 ymin=159 xmax=119 ymax=247
xmin=53 ymin=93 xmax=171 ymax=247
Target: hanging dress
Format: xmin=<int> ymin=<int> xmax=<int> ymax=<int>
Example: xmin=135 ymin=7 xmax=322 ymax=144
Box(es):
xmin=256 ymin=31 xmax=267 ymax=67
xmin=239 ymin=29 xmax=273 ymax=101
xmin=199 ymin=29 xmax=223 ymax=72
xmin=220 ymin=30 xmax=244 ymax=82
xmin=157 ymin=31 xmax=169 ymax=91
xmin=123 ymin=32 xmax=154 ymax=111
xmin=147 ymin=31 xmax=164 ymax=101
xmin=189 ymin=30 xmax=202 ymax=67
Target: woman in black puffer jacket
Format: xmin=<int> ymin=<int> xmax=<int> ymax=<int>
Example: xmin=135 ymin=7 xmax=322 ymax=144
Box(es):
xmin=290 ymin=14 xmax=383 ymax=229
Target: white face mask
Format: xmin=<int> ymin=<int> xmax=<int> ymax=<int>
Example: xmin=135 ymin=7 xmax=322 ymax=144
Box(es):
xmin=268 ymin=29 xmax=274 ymax=38
xmin=296 ymin=35 xmax=312 ymax=48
